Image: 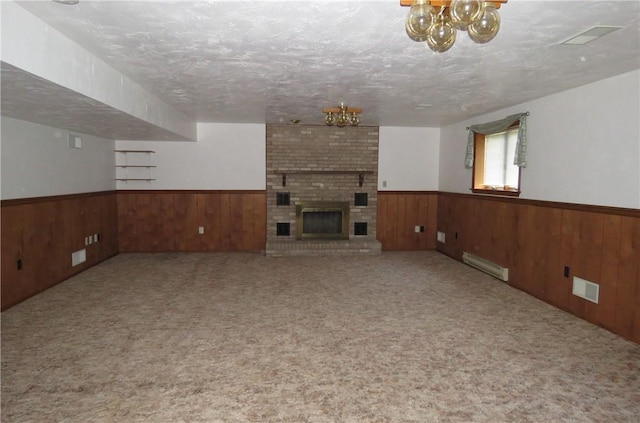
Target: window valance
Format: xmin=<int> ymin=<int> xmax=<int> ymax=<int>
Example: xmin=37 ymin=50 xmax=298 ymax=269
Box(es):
xmin=464 ymin=112 xmax=529 ymax=169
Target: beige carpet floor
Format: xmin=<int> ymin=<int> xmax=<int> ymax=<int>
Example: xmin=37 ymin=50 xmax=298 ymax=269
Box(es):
xmin=2 ymin=251 xmax=639 ymax=422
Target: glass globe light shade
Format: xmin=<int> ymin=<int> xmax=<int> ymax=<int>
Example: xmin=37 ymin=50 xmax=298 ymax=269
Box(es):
xmin=426 ymin=15 xmax=456 ymax=53
xmin=336 ymin=111 xmax=349 ymax=127
xmin=350 ymin=112 xmax=360 ymax=126
xmin=325 ymin=112 xmax=336 ymax=126
xmin=468 ymin=6 xmax=501 ymax=44
xmin=449 ymin=0 xmax=484 ymax=30
xmin=405 ymin=0 xmax=435 ymax=42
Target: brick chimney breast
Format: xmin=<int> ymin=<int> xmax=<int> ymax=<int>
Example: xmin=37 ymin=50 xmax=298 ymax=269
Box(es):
xmin=265 ymin=124 xmax=381 ymax=256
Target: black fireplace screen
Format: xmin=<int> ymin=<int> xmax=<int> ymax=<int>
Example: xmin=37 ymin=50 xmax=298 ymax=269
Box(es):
xmin=303 ymin=211 xmax=342 ymax=235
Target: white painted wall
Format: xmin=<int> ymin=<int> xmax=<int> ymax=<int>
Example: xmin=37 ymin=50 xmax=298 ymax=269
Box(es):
xmin=115 ymin=123 xmax=266 ymax=190
xmin=378 ymin=126 xmax=440 ymax=191
xmin=5 ymin=71 xmax=638 ymax=206
xmin=439 ymin=69 xmax=640 ymax=209
xmin=1 ymin=117 xmax=115 ymax=200
xmin=117 ymin=124 xmax=438 ymax=192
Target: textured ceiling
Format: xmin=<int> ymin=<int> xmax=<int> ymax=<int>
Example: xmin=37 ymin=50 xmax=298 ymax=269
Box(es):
xmin=6 ymin=0 xmax=640 ymax=134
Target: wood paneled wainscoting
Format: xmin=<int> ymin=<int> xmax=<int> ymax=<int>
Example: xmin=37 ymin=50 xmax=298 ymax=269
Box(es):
xmin=437 ymin=192 xmax=640 ymax=343
xmin=117 ymin=190 xmax=266 ymax=252
xmin=1 ymin=192 xmax=118 ymax=310
xmin=377 ymin=191 xmax=438 ymax=251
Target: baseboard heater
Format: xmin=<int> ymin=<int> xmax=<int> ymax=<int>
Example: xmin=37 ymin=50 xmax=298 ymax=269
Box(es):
xmin=462 ymin=252 xmax=509 ymax=282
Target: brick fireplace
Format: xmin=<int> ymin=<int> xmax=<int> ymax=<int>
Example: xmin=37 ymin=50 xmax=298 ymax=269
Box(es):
xmin=265 ymin=124 xmax=382 ymax=256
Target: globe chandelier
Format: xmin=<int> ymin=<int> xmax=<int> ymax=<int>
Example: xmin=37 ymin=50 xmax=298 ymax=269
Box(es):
xmin=401 ymin=0 xmax=507 ymax=53
xmin=323 ymin=103 xmax=362 ymax=127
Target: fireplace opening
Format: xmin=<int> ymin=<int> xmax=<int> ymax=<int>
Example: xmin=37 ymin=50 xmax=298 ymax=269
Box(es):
xmin=295 ymin=201 xmax=349 ymax=240
xmin=303 ymin=211 xmax=342 ymax=234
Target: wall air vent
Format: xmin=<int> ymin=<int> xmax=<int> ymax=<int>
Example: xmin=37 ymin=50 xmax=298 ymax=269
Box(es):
xmin=71 ymin=249 xmax=86 ymax=266
xmin=572 ymin=276 xmax=600 ymax=304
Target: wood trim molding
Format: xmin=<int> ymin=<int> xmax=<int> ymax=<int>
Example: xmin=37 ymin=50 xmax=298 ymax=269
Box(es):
xmin=3 ymin=189 xmax=636 ymax=217
xmin=471 ymin=188 xmax=520 ymax=197
xmin=439 ymin=191 xmax=640 ymax=218
xmin=1 ymin=191 xmax=117 ymax=207
xmin=116 ymin=189 xmax=267 ymax=195
xmin=378 ymin=191 xmax=439 ymax=195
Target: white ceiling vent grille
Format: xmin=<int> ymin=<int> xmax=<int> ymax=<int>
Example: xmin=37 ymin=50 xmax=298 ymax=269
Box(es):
xmin=561 ymin=26 xmax=622 ymax=45
xmin=572 ymin=276 xmax=600 ymax=304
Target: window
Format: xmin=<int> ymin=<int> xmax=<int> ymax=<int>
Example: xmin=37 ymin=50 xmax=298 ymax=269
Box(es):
xmin=465 ymin=112 xmax=528 ymax=196
xmin=472 ymin=125 xmax=521 ymax=196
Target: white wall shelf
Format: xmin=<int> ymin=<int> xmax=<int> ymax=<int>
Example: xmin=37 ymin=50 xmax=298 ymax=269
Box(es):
xmin=115 ymin=150 xmax=156 ymax=183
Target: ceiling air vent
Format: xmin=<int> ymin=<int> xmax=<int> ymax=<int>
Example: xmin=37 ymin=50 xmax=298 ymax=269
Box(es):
xmin=561 ymin=26 xmax=622 ymax=45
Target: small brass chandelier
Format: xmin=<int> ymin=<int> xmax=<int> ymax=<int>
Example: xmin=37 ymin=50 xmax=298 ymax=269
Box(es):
xmin=401 ymin=0 xmax=507 ymax=53
xmin=323 ymin=103 xmax=361 ymax=127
